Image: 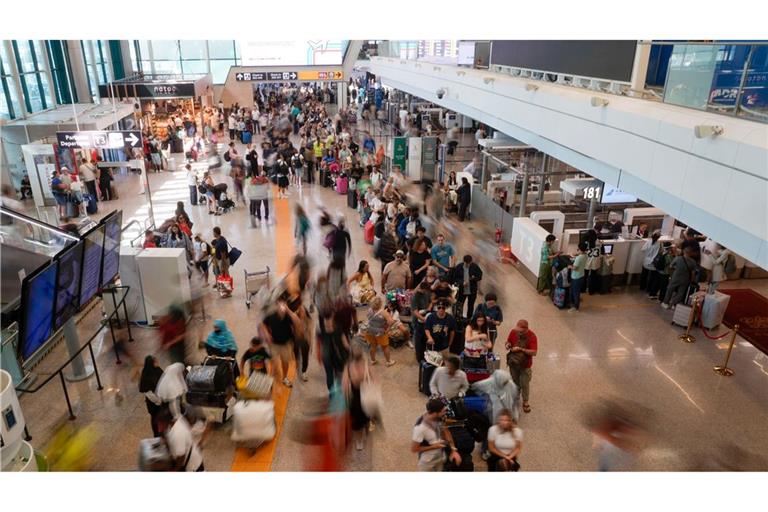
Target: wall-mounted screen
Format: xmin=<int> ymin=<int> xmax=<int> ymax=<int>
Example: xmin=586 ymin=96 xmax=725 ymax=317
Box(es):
xmin=19 ymin=261 xmax=58 ymax=361
xmin=79 ymin=223 xmax=106 ymax=307
xmin=53 ymin=241 xmax=84 ymax=331
xmin=489 ymin=40 xmax=637 ymax=82
xmin=101 ymin=211 xmax=122 ymax=288
xmin=601 ymin=184 xmax=638 ymax=204
xmin=239 ymin=40 xmax=348 ymax=67
xmin=458 ymin=41 xmax=476 ymax=66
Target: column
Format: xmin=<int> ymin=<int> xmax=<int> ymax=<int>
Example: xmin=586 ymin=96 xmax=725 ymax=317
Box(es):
xmin=4 ymin=40 xmax=30 ymax=118
xmin=629 ymin=40 xmax=652 ymax=96
xmin=66 ymin=40 xmax=92 ymax=103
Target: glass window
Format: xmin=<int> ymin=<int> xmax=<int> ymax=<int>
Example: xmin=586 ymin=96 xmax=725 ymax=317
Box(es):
xmin=739 ymin=45 xmax=768 ymax=122
xmin=23 ymin=75 xmax=43 ymax=111
xmin=181 ymin=60 xmax=208 ymax=75
xmin=151 ymin=40 xmax=180 ymax=61
xmin=140 ymin=60 xmax=152 ymax=73
xmin=208 ymin=40 xmax=236 ymax=59
xmin=39 ymin=73 xmax=53 ymax=107
xmin=15 ymin=40 xmax=36 ymax=73
xmin=138 ymin=40 xmax=150 ymax=59
xmin=153 ymin=59 xmax=182 ymax=75
xmin=1 ymin=48 xmax=23 ymax=118
xmin=180 ymin=40 xmax=207 ymax=60
xmin=0 ymin=86 xmax=10 ymax=120
xmin=210 ymin=60 xmax=235 ymax=84
xmin=663 ymin=44 xmax=718 ymax=110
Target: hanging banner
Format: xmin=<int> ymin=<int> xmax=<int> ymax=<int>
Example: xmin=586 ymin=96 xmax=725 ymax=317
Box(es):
xmin=392 ymin=136 xmax=407 ymax=172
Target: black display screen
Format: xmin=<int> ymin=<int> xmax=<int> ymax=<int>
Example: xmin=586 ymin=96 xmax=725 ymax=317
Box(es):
xmin=100 ymin=211 xmax=122 ymax=288
xmin=54 ymin=240 xmax=84 ymax=331
xmin=489 ymin=41 xmax=637 ymax=82
xmin=20 ymin=261 xmax=58 ymax=361
xmin=79 ymin=224 xmax=105 ymax=307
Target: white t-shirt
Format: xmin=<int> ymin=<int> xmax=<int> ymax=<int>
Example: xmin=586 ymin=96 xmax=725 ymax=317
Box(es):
xmin=166 ymin=417 xmax=204 ymax=471
xmin=193 ymin=240 xmax=208 ymax=262
xmin=412 ymin=418 xmax=444 ymax=464
xmin=487 ymin=425 xmax=523 ymax=456
xmin=79 ymin=163 xmax=97 ymax=182
xmin=187 ymin=170 xmax=198 ymax=187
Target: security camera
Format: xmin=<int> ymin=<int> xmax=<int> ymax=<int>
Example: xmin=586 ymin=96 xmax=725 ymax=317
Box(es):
xmin=694 ymin=125 xmax=724 ymax=138
xmin=436 ymin=88 xmax=446 ymax=99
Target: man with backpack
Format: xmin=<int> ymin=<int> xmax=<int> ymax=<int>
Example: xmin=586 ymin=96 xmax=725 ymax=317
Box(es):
xmin=505 ymin=319 xmax=538 ymax=414
xmin=411 ymin=398 xmax=463 ymax=472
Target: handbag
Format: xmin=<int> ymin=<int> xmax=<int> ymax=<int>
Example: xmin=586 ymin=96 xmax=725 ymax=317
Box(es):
xmin=505 ymin=331 xmax=528 ymax=369
xmin=228 ymin=246 xmax=243 ymax=266
xmin=424 ymin=350 xmax=443 ymax=367
xmin=360 ymin=366 xmax=383 ymax=419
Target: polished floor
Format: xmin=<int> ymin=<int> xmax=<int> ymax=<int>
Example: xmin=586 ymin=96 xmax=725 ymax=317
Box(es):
xmin=16 ymin=130 xmax=768 ymax=472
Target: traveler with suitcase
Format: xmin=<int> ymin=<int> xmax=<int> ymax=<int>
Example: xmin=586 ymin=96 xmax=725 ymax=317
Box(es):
xmin=155 ymin=362 xmax=188 ymax=419
xmin=453 ymin=255 xmax=483 ymax=319
xmin=424 ymin=301 xmax=457 ymax=359
xmin=505 ymin=320 xmax=538 ymax=414
xmin=261 ymin=299 xmax=303 ymax=388
xmin=411 ymin=398 xmax=463 ymax=472
xmin=204 ymin=319 xmax=238 ymax=358
xmin=487 ymin=409 xmax=523 ymax=472
xmin=429 ymin=354 xmax=469 ymax=400
xmin=471 ymin=370 xmax=520 ymax=423
xmin=648 ymin=242 xmax=674 ymax=300
xmin=661 ymin=246 xmax=697 ymax=310
xmin=473 ymin=293 xmax=504 ymax=346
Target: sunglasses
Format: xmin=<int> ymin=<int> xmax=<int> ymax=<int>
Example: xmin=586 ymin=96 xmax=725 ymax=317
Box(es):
xmin=436 ymin=305 xmax=446 ymax=310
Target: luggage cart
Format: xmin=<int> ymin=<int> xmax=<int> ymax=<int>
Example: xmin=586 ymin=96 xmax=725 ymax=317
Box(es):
xmin=244 ymin=266 xmax=271 ymax=308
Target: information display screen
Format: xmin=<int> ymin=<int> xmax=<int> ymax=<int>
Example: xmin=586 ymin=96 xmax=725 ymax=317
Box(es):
xmin=601 ymin=184 xmax=638 ymax=204
xmin=79 ymin=223 xmax=106 ymax=307
xmin=53 ymin=241 xmax=84 ymax=331
xmin=100 ymin=211 xmax=122 ymax=288
xmin=458 ymin=41 xmax=475 ymax=66
xmin=20 ymin=261 xmax=58 ymax=361
xmin=239 ymin=40 xmax=348 ymax=67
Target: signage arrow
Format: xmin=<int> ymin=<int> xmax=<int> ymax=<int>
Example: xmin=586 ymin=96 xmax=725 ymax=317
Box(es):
xmin=289 ymin=72 xmax=297 ymax=80
xmin=236 ymin=73 xmax=244 ymax=81
xmin=125 ymin=132 xmax=140 ymax=147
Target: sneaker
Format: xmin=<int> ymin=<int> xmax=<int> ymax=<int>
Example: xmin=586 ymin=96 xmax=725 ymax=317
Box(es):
xmin=661 ymin=303 xmax=670 ymax=310
xmin=355 ymin=439 xmax=364 ymax=451
xmin=370 ymin=359 xmax=379 ymax=366
xmin=385 ymin=360 xmax=396 ymax=367
xmin=569 ymin=307 xmax=577 ymax=312
xmin=301 ymin=373 xmax=309 ymax=382
xmin=407 ymin=340 xmax=415 ymax=349
xmin=647 ymin=295 xmax=656 ymax=300
xmin=282 ymin=378 xmax=293 ymax=387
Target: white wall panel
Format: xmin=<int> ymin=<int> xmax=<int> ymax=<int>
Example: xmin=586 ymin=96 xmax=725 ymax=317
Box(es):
xmin=721 ymin=172 xmax=768 ymax=241
xmin=735 ymin=127 xmax=768 ymax=180
xmin=648 ymin=145 xmax=690 ymax=196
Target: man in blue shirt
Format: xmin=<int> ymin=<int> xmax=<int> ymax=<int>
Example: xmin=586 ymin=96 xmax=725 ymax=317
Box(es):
xmin=430 ymin=233 xmax=455 ymax=276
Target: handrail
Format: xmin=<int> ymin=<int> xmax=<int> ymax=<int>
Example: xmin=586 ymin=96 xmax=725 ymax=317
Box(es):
xmin=16 ymin=285 xmax=134 ymax=424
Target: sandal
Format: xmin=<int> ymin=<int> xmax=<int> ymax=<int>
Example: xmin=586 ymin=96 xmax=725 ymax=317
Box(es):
xmin=523 ymin=403 xmax=531 ymax=413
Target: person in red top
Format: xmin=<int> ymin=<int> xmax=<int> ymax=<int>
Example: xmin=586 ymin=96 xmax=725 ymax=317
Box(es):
xmin=142 ymin=229 xmax=157 ymax=248
xmin=505 ymin=319 xmax=538 ymax=414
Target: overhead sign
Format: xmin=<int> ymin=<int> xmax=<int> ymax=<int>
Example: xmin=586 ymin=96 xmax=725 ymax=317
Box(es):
xmin=57 ymin=131 xmax=142 ymax=150
xmin=98 ymin=82 xmax=197 ymax=99
xmin=235 ymin=72 xmax=266 ymax=81
xmin=298 ymin=70 xmax=344 ymax=81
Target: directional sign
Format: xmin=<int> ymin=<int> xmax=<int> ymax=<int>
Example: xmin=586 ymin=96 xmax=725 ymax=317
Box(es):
xmin=298 ymin=70 xmax=344 ymax=81
xmin=57 ymin=130 xmax=143 ymax=150
xmin=235 ymin=72 xmax=266 ymax=81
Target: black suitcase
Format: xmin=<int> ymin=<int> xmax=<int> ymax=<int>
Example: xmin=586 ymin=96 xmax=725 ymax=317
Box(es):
xmin=460 ymin=353 xmax=488 ymax=371
xmin=347 ymin=188 xmax=358 ymax=209
xmin=84 ymin=194 xmax=97 ymax=215
xmin=186 ymin=363 xmax=231 ymax=393
xmin=419 ymin=361 xmax=436 ymax=396
xmin=185 ymin=390 xmax=229 ymax=408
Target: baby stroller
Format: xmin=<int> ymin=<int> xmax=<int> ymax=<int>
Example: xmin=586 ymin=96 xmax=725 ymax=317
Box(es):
xmin=217 ymin=191 xmax=236 ymax=214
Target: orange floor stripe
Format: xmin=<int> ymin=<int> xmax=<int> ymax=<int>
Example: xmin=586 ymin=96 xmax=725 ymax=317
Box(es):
xmin=230 ymin=188 xmax=294 ymax=472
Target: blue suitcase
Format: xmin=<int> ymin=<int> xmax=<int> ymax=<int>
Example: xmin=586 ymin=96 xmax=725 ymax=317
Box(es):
xmin=463 ymin=395 xmax=490 ymax=414
xmin=242 ymin=131 xmax=252 ymax=144
xmin=84 ymin=193 xmax=97 ymax=215
xmin=553 ymin=287 xmax=566 ymax=309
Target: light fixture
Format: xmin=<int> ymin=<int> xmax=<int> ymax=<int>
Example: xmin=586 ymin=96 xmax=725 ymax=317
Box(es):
xmin=590 ymin=97 xmax=609 ymax=107
xmin=693 ymin=125 xmax=725 ymax=138
xmin=483 ymin=77 xmax=495 ymax=84
xmin=525 ymin=83 xmax=539 ymax=92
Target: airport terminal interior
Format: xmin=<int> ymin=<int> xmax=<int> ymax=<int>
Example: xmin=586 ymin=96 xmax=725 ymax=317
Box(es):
xmin=2 ymin=25 xmax=767 ymax=487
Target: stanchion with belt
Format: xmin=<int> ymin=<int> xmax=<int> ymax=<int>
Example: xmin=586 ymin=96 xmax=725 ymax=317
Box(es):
xmin=714 ymin=324 xmax=739 ymax=377
xmin=678 ymin=296 xmax=700 ymax=343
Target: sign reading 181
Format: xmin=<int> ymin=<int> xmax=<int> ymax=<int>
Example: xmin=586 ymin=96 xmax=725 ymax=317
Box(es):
xmin=582 ymin=180 xmax=604 ymax=202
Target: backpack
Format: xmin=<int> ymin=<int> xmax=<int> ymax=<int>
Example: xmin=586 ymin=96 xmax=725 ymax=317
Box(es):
xmin=724 ymin=254 xmax=736 ymax=274
xmin=223 ymin=151 xmax=231 ymax=162
xmin=652 ymin=251 xmax=666 ymax=271
xmin=323 ymin=229 xmax=337 ymax=250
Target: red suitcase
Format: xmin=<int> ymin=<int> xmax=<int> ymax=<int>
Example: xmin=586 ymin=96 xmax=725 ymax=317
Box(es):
xmin=364 ymin=220 xmax=375 ymax=245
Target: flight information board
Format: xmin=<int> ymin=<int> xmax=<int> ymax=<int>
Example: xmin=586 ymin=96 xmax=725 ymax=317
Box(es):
xmin=79 ymin=223 xmax=105 ymax=307
xmin=53 ymin=241 xmax=84 ymax=331
xmin=20 ymin=262 xmax=59 ymax=361
xmin=100 ymin=211 xmax=122 ymax=288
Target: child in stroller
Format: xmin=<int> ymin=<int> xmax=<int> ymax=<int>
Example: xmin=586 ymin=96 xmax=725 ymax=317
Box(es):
xmin=211 ymin=183 xmax=234 ymax=214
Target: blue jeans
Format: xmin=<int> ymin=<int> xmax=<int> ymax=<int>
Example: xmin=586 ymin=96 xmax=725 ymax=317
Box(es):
xmin=571 ymin=277 xmax=584 ymax=309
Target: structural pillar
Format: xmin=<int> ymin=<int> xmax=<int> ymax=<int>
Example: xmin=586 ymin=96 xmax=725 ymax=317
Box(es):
xmin=587 ymin=197 xmax=598 ymax=228
xmin=66 ymin=40 xmax=93 ymax=103
xmin=518 ymin=171 xmax=529 ymax=217
xmin=537 ymin=154 xmax=548 ymax=204
xmin=629 ymin=40 xmax=652 ymax=96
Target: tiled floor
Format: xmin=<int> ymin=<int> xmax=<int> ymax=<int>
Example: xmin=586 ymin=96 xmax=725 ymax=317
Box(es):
xmin=16 ymin=127 xmax=768 ymax=472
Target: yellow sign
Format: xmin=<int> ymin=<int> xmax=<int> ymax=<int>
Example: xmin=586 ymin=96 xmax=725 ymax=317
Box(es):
xmin=297 ymin=70 xmax=344 ymax=81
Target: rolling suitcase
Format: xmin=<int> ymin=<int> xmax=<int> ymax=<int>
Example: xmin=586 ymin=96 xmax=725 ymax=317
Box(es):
xmin=553 ymin=287 xmax=567 ymax=309
xmin=364 ymin=220 xmax=375 ymax=245
xmin=672 ymin=303 xmax=693 ymax=328
xmin=336 ymin=176 xmax=348 ymax=195
xmin=84 ymin=194 xmax=97 ymax=215
xmin=242 ymin=130 xmax=252 ymax=144
xmin=419 ymin=361 xmax=437 ymax=396
xmin=185 ymin=390 xmax=230 ymax=408
xmin=700 ymin=291 xmax=731 ymax=329
xmin=231 ymin=400 xmax=276 ymax=444
xmin=347 ymin=188 xmax=358 ymax=209
xmin=138 ymin=437 xmax=173 ymax=471
xmin=463 ymin=394 xmax=490 ymax=415
xmin=186 ymin=363 xmax=231 ymax=393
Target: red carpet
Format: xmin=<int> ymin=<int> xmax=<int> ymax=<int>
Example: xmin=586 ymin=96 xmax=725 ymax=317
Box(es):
xmin=719 ymin=289 xmax=768 ymax=355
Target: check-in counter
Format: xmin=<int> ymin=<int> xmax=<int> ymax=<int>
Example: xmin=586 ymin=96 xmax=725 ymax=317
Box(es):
xmin=561 ymin=229 xmax=649 ymax=277
xmin=510 ymin=218 xmax=550 ymax=285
